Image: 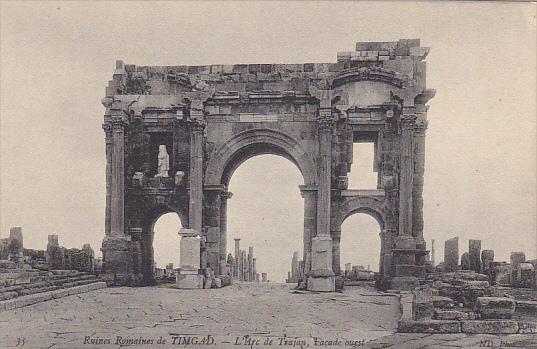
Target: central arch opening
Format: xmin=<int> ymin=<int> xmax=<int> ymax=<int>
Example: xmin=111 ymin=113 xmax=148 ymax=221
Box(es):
xmin=226 ymin=154 xmax=304 ymax=282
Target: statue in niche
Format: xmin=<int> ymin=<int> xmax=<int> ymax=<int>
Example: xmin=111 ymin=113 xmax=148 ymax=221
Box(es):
xmin=155 ymin=145 xmax=170 ymax=178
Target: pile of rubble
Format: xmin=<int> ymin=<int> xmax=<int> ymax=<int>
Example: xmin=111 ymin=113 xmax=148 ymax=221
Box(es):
xmin=398 ymin=237 xmax=537 ymax=334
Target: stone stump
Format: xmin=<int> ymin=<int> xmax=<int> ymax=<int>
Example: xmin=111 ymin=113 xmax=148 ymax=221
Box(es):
xmin=444 ymin=237 xmax=459 ymax=272
xmin=461 ymin=252 xmax=471 ymax=270
xmin=516 ymin=263 xmax=535 ymax=288
xmin=469 ymin=239 xmax=481 ymax=273
xmin=481 ymin=250 xmax=494 ymax=274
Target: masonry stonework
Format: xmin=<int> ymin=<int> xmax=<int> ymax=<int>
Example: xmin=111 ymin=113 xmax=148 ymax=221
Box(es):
xmin=100 ymin=39 xmax=435 ymax=290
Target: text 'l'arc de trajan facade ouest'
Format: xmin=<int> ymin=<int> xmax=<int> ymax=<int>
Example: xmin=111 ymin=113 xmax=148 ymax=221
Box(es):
xmin=100 ymin=39 xmax=435 ymax=291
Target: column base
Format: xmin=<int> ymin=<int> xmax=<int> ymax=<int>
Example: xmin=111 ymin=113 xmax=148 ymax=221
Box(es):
xmin=307 ymin=276 xmax=335 ymax=292
xmin=176 ymin=273 xmax=204 ymax=289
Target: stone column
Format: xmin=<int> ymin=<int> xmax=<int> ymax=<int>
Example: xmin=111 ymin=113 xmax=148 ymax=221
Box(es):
xmin=234 ymin=238 xmax=240 ymax=278
xmin=103 ymin=123 xmax=113 ymax=236
xmin=252 ymin=258 xmax=257 ymax=282
xmin=248 ymin=247 xmax=254 ymax=281
xmin=299 ymin=185 xmax=317 ymax=276
xmin=398 ymin=114 xmax=415 ymax=237
xmin=308 ymin=107 xmax=335 ymax=292
xmin=188 ymin=117 xmax=205 ymax=233
xmin=219 ymin=191 xmax=233 ymax=275
xmin=111 ymin=116 xmax=127 ymax=236
xmin=389 ymin=112 xmax=423 ymax=290
xmin=412 ymin=119 xmax=427 ymax=240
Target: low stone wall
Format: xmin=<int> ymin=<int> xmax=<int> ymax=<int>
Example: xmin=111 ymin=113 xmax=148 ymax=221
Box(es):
xmin=0 ymin=269 xmax=106 ymax=310
xmin=0 ymin=282 xmax=106 ymax=311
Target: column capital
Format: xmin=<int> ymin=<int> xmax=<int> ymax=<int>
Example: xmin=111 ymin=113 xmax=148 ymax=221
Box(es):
xmin=111 ymin=116 xmax=128 ymax=132
xmin=400 ymin=115 xmax=417 ymax=131
xmin=189 ymin=117 xmax=206 ymax=131
xmin=317 ymin=109 xmax=335 ymax=132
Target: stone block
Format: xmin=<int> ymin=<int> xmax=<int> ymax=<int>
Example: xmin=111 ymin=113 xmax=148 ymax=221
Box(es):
xmin=434 ymin=310 xmax=469 ymax=321
xmin=518 ymin=321 xmax=537 ymax=333
xmin=461 ymin=320 xmax=518 ymax=334
xmin=433 ymin=296 xmax=455 ymax=309
xmin=413 ymin=286 xmax=434 ymax=320
xmin=475 ymin=297 xmax=515 ymax=319
xmin=307 ymin=276 xmax=335 ymax=292
xmin=176 ymin=274 xmax=203 ymax=289
xmin=398 ymin=320 xmax=461 ymax=333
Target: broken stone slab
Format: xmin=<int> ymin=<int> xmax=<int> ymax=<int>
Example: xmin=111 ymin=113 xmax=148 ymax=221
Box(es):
xmin=475 ymin=297 xmax=516 ymax=319
xmin=398 ymin=319 xmax=461 ymax=333
xmin=433 ymin=296 xmax=455 ymax=309
xmin=461 ymin=320 xmax=519 ymax=334
xmin=444 ymin=237 xmax=459 ymax=272
xmin=434 ymin=309 xmax=469 ymax=321
xmin=469 ymin=239 xmax=482 ymax=273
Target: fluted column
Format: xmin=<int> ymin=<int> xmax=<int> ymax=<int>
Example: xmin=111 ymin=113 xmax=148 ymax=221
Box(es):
xmin=299 ymin=185 xmax=317 ymax=276
xmin=412 ymin=119 xmax=427 ymax=240
xmin=307 ymin=107 xmax=335 ymax=292
xmin=103 ymin=123 xmax=113 ymax=236
xmin=189 ymin=117 xmax=206 ymax=232
xmin=316 ymin=108 xmax=333 ymax=237
xmin=111 ymin=116 xmax=127 ymax=236
xmin=398 ymin=113 xmax=416 ymax=237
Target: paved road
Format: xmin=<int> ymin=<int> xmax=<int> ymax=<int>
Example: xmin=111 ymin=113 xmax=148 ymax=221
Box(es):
xmin=2 ymin=283 xmax=536 ymax=349
xmin=0 ymin=282 xmax=399 ymax=349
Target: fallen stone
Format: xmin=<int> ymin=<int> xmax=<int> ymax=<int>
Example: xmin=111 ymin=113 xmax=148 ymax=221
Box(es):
xmin=212 ymin=278 xmax=222 ymax=288
xmin=398 ymin=319 xmax=461 ymax=333
xmin=461 ymin=320 xmax=518 ymax=334
xmin=475 ymin=297 xmax=515 ymax=319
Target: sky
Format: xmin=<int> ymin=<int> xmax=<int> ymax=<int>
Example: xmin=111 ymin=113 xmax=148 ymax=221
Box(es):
xmin=1 ymin=2 xmax=535 ymax=282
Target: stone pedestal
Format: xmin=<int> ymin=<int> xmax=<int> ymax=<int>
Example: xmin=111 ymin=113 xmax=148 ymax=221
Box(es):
xmin=307 ymin=235 xmax=335 ymax=292
xmin=176 ymin=228 xmax=203 ymax=289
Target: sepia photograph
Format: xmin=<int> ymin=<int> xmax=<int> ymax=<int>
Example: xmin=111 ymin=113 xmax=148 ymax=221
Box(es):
xmin=0 ymin=1 xmax=536 ymax=348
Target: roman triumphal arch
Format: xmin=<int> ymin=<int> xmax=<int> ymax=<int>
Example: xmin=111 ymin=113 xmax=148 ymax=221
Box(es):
xmin=100 ymin=39 xmax=435 ymax=291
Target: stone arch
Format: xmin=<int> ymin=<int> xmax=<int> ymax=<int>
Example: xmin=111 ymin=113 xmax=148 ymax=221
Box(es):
xmin=331 ymin=196 xmax=387 ymax=276
xmin=334 ymin=196 xmax=386 ymax=231
xmin=140 ymin=205 xmax=187 ymax=284
xmin=205 ymin=129 xmax=317 ymax=186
